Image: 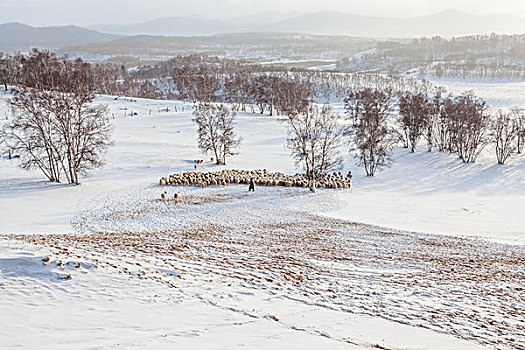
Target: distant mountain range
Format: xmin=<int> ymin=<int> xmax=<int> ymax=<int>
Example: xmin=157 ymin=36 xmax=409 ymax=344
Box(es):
xmin=0 ymin=22 xmax=120 ymax=48
xmin=87 ymin=12 xmax=300 ymax=37
xmin=254 ymin=10 xmax=525 ymax=37
xmin=0 ymin=10 xmax=524 ymax=51
xmin=88 ymin=10 xmax=525 ymax=37
xmin=88 ymin=17 xmax=238 ymax=37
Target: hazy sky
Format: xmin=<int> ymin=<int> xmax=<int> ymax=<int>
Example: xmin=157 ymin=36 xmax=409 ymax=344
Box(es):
xmin=1 ymin=0 xmax=524 ymax=26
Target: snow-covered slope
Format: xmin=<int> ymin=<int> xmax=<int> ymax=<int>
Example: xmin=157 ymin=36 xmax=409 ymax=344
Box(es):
xmin=1 ymin=82 xmax=524 ymax=242
xmin=1 ymin=239 xmax=485 ymax=349
xmin=327 ymin=148 xmax=525 ymax=245
xmin=0 ymin=81 xmax=524 ymax=348
xmin=326 ymin=79 xmax=525 ymax=245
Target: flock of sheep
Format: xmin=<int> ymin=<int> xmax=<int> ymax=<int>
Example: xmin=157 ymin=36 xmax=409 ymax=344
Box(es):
xmin=159 ymin=169 xmax=352 ymax=190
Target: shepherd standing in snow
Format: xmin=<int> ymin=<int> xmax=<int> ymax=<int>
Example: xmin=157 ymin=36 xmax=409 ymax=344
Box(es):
xmin=249 ymin=178 xmax=255 ymax=192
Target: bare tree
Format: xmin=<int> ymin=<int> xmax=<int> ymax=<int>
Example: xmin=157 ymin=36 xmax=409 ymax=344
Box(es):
xmin=398 ymin=92 xmax=431 ymax=152
xmin=434 ymin=94 xmax=453 ymax=152
xmin=217 ymin=106 xmax=242 ymax=165
xmin=286 ymin=104 xmax=347 ymax=191
xmin=513 ymin=108 xmax=525 ymax=154
xmin=452 ymin=92 xmax=489 ymax=163
xmin=490 ymin=111 xmax=518 ymax=165
xmin=345 ymin=89 xmax=397 ymax=177
xmin=193 ymin=104 xmax=242 ymax=165
xmin=0 ymin=53 xmax=8 ymax=90
xmin=0 ymin=51 xmax=113 ymax=184
xmin=275 ymin=80 xmax=310 ymax=116
xmin=424 ymin=92 xmax=443 ymax=152
xmin=2 ymin=88 xmax=64 ymax=182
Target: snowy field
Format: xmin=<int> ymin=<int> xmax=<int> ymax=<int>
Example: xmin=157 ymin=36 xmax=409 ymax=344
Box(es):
xmin=329 ymin=77 xmax=525 ymax=245
xmin=0 ymin=80 xmax=524 ymax=349
xmin=427 ymin=76 xmax=525 ymax=111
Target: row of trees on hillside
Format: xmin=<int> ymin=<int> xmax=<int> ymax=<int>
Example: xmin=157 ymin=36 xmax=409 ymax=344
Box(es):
xmin=396 ymin=91 xmax=525 ymax=164
xmin=337 ymin=34 xmax=525 ymax=79
xmin=284 ymin=89 xmax=524 ymax=186
xmin=1 ymin=50 xmax=437 ymax=106
xmin=192 ymin=86 xmax=524 ymax=190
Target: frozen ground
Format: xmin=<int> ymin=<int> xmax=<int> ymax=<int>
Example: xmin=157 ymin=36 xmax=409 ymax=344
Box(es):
xmin=0 ymin=82 xmax=524 ymax=349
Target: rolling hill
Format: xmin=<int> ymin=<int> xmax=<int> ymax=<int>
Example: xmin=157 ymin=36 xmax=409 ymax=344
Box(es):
xmin=254 ymin=10 xmax=525 ymax=37
xmin=0 ymin=22 xmax=121 ymax=49
xmin=88 ymin=10 xmax=525 ymax=38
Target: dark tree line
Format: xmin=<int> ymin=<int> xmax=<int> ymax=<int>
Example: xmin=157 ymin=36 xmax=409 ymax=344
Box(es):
xmin=2 ymin=51 xmax=438 ymax=111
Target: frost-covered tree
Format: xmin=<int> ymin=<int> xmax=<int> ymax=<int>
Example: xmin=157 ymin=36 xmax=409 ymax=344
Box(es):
xmin=193 ymin=104 xmax=242 ymax=165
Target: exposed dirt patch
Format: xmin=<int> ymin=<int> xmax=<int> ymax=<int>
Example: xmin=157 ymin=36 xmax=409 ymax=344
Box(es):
xmin=6 ymin=212 xmax=524 ymax=349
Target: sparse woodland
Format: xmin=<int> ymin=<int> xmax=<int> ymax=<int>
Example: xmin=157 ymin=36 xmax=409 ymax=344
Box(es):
xmin=1 ymin=49 xmax=524 ymax=183
xmin=337 ymin=34 xmax=525 ymax=80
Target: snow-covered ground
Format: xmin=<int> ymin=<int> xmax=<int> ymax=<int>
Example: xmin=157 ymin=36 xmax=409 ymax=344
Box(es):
xmin=1 ymin=87 xmax=524 ymax=244
xmin=1 ymin=80 xmax=524 ymax=349
xmin=1 ymin=238 xmax=487 ymax=349
xmin=427 ymin=76 xmax=525 ymax=111
xmin=327 ymin=147 xmax=525 ymax=245
xmin=0 ymin=95 xmax=295 ymax=234
xmin=328 ymin=77 xmax=525 ymax=245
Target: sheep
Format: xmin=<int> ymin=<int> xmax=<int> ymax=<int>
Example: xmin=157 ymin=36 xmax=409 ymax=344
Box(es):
xmin=158 ymin=169 xmax=351 ymax=190
xmin=161 ymin=192 xmax=167 ymax=200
